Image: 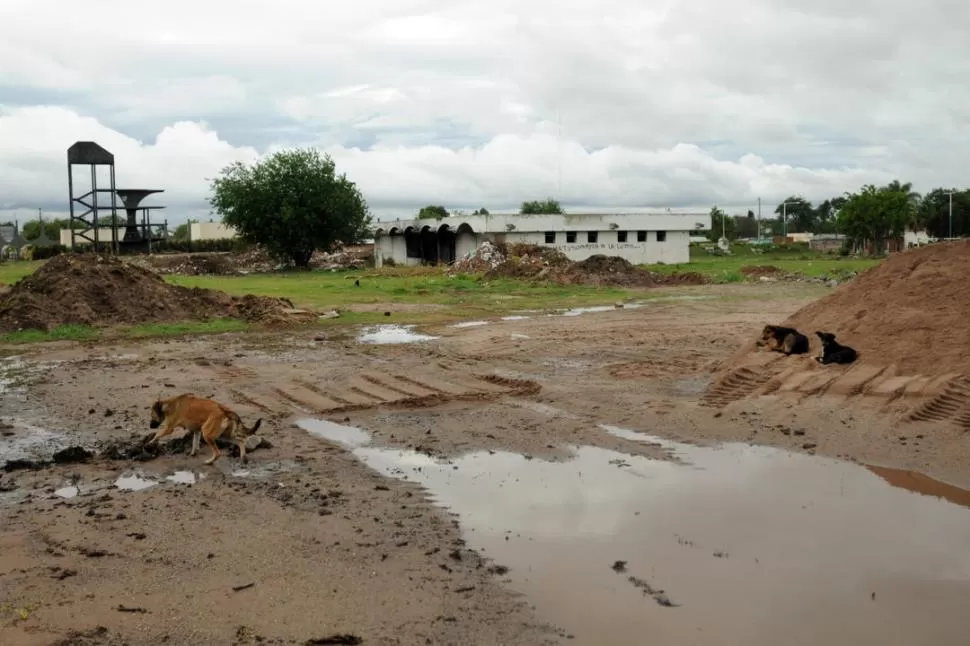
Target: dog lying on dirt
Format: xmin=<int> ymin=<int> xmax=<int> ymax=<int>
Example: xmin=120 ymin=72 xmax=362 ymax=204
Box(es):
xmin=814 ymin=331 xmax=858 ymax=365
xmin=147 ymin=394 xmax=262 ymax=465
xmin=756 ymin=324 xmax=810 ymax=356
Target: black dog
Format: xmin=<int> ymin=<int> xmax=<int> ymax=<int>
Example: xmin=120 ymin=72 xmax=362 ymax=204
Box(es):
xmin=814 ymin=331 xmax=858 ymax=365
xmin=757 ymin=324 xmax=810 ymax=356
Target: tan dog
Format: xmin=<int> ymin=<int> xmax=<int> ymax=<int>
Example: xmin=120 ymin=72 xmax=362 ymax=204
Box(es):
xmin=147 ymin=393 xmax=262 ymax=465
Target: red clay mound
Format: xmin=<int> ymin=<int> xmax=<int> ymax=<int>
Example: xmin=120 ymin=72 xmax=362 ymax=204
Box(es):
xmin=779 ymin=240 xmax=970 ymax=376
xmin=0 ymin=253 xmax=309 ymax=332
xmin=714 ymin=240 xmax=970 ymax=379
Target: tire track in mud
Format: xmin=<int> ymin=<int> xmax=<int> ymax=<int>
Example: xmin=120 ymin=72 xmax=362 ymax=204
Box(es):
xmin=907 ymin=376 xmax=970 ymax=428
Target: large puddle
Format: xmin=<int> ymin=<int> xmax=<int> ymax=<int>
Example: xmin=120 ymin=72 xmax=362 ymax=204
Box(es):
xmin=297 ymin=419 xmax=970 ymax=645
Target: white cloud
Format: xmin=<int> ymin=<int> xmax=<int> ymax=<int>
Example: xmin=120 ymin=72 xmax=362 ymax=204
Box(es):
xmin=1 ymin=0 xmax=968 ymax=223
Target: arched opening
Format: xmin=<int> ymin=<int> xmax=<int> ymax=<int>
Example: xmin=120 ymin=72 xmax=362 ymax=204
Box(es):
xmin=437 ymin=224 xmax=456 ymax=264
xmin=455 ymin=222 xmax=477 ymax=260
xmin=419 ymin=225 xmax=438 ymax=263
xmin=404 ymin=226 xmax=421 ymax=260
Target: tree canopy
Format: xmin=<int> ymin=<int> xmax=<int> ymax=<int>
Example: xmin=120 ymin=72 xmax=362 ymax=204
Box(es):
xmin=208 ymin=148 xmax=371 ymax=267
xmin=836 ymin=184 xmax=912 ymax=254
xmin=706 ymin=207 xmax=737 ymax=241
xmin=417 ymin=205 xmax=449 ymax=219
xmin=520 ymin=198 xmax=564 ymax=215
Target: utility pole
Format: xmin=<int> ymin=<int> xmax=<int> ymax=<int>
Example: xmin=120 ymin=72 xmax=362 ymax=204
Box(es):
xmin=780 ymin=200 xmax=796 ymax=238
xmin=757 ymin=197 xmax=762 ymax=240
xmin=946 ymin=191 xmax=955 ymax=240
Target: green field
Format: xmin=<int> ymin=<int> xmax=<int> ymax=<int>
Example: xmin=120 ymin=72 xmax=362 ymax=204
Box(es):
xmin=645 ymin=244 xmax=881 ymax=282
xmin=0 ymin=247 xmax=881 ymax=345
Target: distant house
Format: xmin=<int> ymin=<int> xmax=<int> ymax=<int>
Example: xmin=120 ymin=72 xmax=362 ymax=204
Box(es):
xmin=190 ymin=222 xmax=237 ymax=241
xmin=373 ymin=212 xmax=711 ymax=267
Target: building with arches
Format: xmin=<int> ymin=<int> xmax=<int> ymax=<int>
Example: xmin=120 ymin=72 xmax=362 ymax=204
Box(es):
xmin=372 ymin=212 xmax=711 ymax=267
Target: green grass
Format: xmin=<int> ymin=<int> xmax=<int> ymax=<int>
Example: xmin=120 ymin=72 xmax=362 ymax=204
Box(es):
xmin=0 ymin=324 xmax=98 ymax=345
xmin=644 ymin=244 xmax=882 ymax=282
xmin=165 ymin=269 xmax=640 ymax=318
xmin=0 ymin=261 xmax=43 ymax=286
xmin=0 ymin=246 xmax=883 ymax=345
xmin=125 ymin=318 xmax=250 ymax=338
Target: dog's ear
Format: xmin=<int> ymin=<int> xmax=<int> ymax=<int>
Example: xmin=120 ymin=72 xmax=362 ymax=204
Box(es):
xmin=152 ymin=400 xmax=164 ymax=417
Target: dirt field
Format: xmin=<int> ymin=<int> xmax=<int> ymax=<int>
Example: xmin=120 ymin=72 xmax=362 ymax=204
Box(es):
xmin=3 ymin=282 xmax=970 ymax=645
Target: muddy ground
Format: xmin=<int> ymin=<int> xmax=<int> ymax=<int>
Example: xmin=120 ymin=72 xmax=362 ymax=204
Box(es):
xmin=1 ymin=282 xmax=968 ymax=645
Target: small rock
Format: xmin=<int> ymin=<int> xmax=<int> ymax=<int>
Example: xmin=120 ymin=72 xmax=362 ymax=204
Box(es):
xmin=802 ymin=442 xmax=817 ymax=450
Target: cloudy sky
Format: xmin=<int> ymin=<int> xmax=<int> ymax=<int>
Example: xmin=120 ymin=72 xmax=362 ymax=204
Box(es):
xmin=1 ymin=0 xmax=968 ymax=224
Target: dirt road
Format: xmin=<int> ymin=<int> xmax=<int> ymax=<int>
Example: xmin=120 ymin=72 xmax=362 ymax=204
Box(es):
xmin=3 ymin=283 xmax=970 ymax=645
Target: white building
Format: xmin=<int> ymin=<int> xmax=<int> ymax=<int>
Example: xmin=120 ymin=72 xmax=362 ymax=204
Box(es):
xmin=373 ymin=212 xmax=710 ymax=267
xmin=190 ymin=221 xmax=237 ymax=241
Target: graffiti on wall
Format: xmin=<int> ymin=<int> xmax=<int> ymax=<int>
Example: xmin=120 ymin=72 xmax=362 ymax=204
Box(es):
xmin=551 ymin=242 xmax=644 ymax=251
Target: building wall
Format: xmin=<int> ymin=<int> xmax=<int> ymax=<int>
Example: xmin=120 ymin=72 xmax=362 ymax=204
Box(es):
xmin=60 ymin=228 xmax=126 ymax=246
xmin=374 ymin=224 xmax=690 ymax=267
xmin=190 ymin=222 xmax=237 ymax=241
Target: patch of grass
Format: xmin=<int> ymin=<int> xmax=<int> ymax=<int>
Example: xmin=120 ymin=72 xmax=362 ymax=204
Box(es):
xmin=165 ymin=270 xmax=639 ymax=314
xmin=0 ymin=260 xmax=45 ymax=285
xmin=646 ymin=246 xmax=882 ymax=283
xmin=125 ymin=318 xmax=249 ymax=338
xmin=0 ymin=324 xmax=99 ymax=345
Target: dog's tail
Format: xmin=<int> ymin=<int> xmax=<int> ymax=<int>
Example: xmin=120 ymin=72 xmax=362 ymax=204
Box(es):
xmin=247 ymin=417 xmax=263 ymax=436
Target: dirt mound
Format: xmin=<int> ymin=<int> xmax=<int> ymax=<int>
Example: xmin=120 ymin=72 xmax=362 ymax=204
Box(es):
xmin=469 ymin=243 xmax=706 ymax=287
xmin=0 ymin=253 xmax=310 ymax=332
xmin=451 ymin=240 xmax=506 ymax=274
xmin=722 ymin=240 xmax=970 ymax=377
xmin=555 ymin=254 xmax=706 ymax=287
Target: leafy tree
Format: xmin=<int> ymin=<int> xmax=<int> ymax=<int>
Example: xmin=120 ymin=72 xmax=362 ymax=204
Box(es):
xmin=918 ymin=187 xmax=970 ymax=238
xmin=520 ymin=198 xmax=564 ymax=215
xmin=836 ymin=183 xmax=913 ymax=254
xmin=706 ymin=206 xmax=737 ymax=241
xmin=417 ymin=205 xmax=449 ymax=219
xmin=171 ymin=218 xmax=197 ymax=242
xmin=209 ymin=148 xmax=371 ymax=267
xmin=472 ymin=207 xmax=489 ymax=215
xmin=734 ymin=211 xmax=759 ymax=239
xmin=23 ymin=218 xmax=75 ymax=240
xmin=774 ymin=196 xmax=816 ymax=234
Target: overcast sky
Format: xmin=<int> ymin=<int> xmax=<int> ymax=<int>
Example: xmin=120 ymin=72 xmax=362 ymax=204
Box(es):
xmin=2 ymin=0 xmax=968 ymax=224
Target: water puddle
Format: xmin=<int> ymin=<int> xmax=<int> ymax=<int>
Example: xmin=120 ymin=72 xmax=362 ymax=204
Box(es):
xmin=449 ymin=320 xmax=489 ymax=329
xmin=357 ymin=324 xmax=438 ymax=345
xmin=500 ymin=315 xmax=530 ymax=321
xmin=166 ymin=470 xmax=203 ymax=485
xmin=297 ymin=419 xmax=970 ymax=645
xmin=0 ymin=422 xmax=64 ymax=462
xmin=296 ymin=419 xmax=372 ymax=449
xmin=114 ymin=474 xmax=158 ymax=492
xmin=510 ymin=334 xmax=530 ymax=340
xmin=54 ymin=485 xmax=80 ymax=499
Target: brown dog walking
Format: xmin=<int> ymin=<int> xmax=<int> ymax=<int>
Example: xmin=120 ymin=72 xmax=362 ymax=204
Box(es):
xmin=147 ymin=394 xmax=263 ymax=465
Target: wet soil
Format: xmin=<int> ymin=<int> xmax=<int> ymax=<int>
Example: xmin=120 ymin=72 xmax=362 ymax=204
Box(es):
xmin=2 ymin=282 xmax=970 ymax=645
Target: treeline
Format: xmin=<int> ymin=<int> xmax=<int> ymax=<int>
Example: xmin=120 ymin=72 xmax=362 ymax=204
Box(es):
xmin=708 ymin=180 xmax=968 ymax=253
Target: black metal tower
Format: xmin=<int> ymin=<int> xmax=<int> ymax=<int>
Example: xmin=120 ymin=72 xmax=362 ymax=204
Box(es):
xmin=67 ymin=141 xmax=120 ymax=253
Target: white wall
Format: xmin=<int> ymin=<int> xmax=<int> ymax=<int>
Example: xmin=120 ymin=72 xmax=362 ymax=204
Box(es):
xmin=60 ymin=227 xmax=125 ymax=246
xmin=190 ymin=222 xmax=237 ymax=241
xmin=375 ymin=228 xmax=692 ymax=266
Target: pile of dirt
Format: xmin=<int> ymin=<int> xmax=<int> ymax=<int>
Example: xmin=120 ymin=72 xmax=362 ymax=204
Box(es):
xmin=0 ymin=253 xmax=312 ymax=332
xmin=483 ymin=243 xmax=571 ymax=279
xmin=455 ymin=240 xmax=708 ymax=287
xmin=126 ymin=252 xmax=240 ymax=276
xmin=450 ymin=240 xmax=507 ymax=274
xmin=723 ymin=240 xmax=970 ymax=377
xmin=554 ymin=255 xmax=706 ymax=287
